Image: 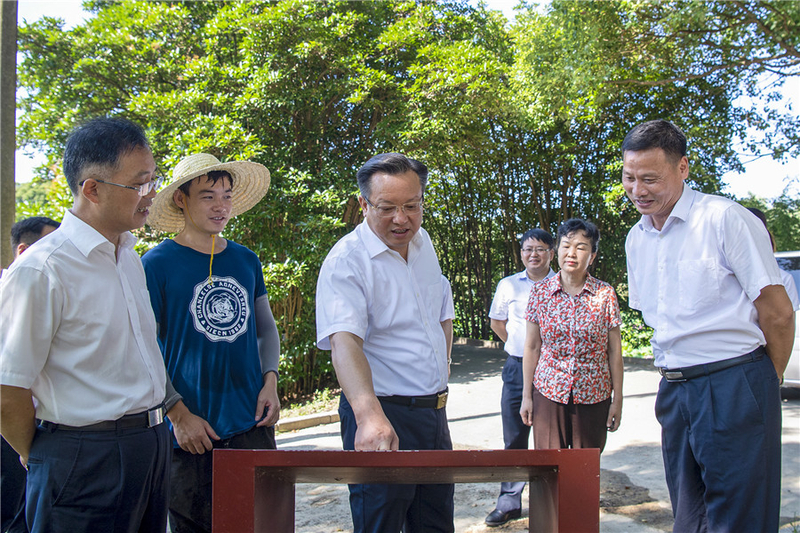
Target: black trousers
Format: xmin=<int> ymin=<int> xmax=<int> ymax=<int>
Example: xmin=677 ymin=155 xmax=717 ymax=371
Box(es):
xmin=1 ymin=437 xmax=27 ymax=533
xmin=655 ymin=353 xmax=781 ymax=532
xmin=339 ymin=393 xmax=454 ymax=533
xmin=168 ymin=424 xmax=276 ymax=533
xmin=496 ymin=355 xmax=530 ymax=512
xmin=26 ymin=421 xmax=171 ymax=533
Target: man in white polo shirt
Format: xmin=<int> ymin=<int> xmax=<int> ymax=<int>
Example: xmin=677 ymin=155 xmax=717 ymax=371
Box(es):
xmin=623 ymin=119 xmax=794 ymax=532
xmin=484 ymin=228 xmax=555 ymax=527
xmin=0 ymin=117 xmax=169 ymax=532
xmin=316 ymin=153 xmax=455 ymax=533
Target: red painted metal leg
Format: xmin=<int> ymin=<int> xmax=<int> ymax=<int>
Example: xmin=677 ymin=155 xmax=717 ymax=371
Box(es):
xmin=212 ymin=451 xmax=256 ymax=532
xmin=554 ymin=449 xmax=600 ymax=533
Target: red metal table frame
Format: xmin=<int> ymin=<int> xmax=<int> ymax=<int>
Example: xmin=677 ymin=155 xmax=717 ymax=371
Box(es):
xmin=212 ymin=449 xmax=599 ymax=533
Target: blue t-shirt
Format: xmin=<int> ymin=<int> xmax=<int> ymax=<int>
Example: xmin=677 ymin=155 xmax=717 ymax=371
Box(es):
xmin=143 ymin=239 xmax=267 ymax=442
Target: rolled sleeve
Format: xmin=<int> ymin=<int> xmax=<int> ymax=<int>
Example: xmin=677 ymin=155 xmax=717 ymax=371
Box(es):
xmin=315 ymin=254 xmax=369 ymax=351
xmin=723 ymin=204 xmax=782 ymax=302
xmin=606 ymin=286 xmax=622 ymax=330
xmin=488 ymin=278 xmax=510 ymax=321
xmin=0 ymin=266 xmax=60 ymax=388
xmin=439 ymin=275 xmax=455 ymax=322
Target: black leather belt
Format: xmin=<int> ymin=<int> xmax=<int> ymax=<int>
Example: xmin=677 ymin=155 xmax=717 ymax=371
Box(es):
xmin=40 ymin=405 xmax=166 ymax=432
xmin=658 ymin=347 xmax=765 ymax=382
xmin=379 ymin=390 xmax=448 ymax=409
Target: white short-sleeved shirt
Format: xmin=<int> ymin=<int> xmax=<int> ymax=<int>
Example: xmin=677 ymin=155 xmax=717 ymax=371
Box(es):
xmin=626 ymin=184 xmax=783 ymax=368
xmin=316 ymin=223 xmax=454 ymax=396
xmin=489 ymin=269 xmax=555 ymax=357
xmin=780 ymin=269 xmax=799 ymax=310
xmin=0 ymin=210 xmax=166 ymax=426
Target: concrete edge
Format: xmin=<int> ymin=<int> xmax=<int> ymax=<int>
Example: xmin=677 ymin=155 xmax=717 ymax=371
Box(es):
xmin=276 ymin=411 xmax=340 ymax=433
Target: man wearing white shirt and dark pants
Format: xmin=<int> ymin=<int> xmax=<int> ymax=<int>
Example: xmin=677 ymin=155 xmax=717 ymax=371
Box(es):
xmin=623 ymin=120 xmax=794 ymax=532
xmin=316 ymin=153 xmax=455 ymax=533
xmin=485 ymin=228 xmax=555 ymax=527
xmin=0 ymin=118 xmax=170 ymax=532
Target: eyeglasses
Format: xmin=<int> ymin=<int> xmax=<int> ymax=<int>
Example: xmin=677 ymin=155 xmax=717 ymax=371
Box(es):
xmin=90 ymin=176 xmax=164 ymax=197
xmin=363 ymin=196 xmax=424 ymax=218
xmin=522 ymin=247 xmax=551 ymax=255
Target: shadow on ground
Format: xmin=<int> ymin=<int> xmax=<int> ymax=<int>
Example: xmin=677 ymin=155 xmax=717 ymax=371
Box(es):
xmin=449 ymin=343 xmax=507 ymax=384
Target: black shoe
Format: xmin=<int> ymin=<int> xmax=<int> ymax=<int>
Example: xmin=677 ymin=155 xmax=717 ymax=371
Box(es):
xmin=485 ymin=508 xmax=522 ymax=527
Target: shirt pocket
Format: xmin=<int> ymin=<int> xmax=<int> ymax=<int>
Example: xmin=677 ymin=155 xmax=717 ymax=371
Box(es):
xmin=678 ymin=258 xmax=721 ymax=311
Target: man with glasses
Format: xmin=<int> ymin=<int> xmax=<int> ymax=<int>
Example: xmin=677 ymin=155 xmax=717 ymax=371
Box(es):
xmin=484 ymin=229 xmax=556 ymax=527
xmin=0 ymin=117 xmax=170 ymax=531
xmin=316 ymin=153 xmax=455 ymax=533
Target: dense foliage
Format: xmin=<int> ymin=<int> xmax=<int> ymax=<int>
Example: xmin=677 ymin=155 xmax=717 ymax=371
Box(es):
xmin=16 ymin=0 xmax=799 ymax=397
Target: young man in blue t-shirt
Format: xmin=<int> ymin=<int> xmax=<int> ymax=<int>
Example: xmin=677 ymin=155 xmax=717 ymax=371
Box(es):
xmin=143 ymin=153 xmax=280 ymax=533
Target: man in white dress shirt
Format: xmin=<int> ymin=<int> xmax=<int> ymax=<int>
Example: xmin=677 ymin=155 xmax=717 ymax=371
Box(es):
xmin=0 ymin=117 xmax=170 ymax=532
xmin=316 ymin=153 xmax=455 ymax=533
xmin=623 ymin=119 xmax=794 ymax=532
xmin=484 ymin=228 xmax=555 ymax=527
xmin=1 ymin=216 xmax=59 ymax=533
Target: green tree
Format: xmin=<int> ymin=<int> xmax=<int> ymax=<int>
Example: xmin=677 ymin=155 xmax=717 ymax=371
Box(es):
xmin=17 ymin=0 xmax=503 ymax=396
xmin=16 ymin=0 xmax=798 ymax=387
xmin=14 ymin=175 xmax=71 ymax=223
xmin=738 ymin=192 xmax=800 ymax=252
xmin=15 ymin=180 xmax=49 ymax=206
xmin=596 ymin=0 xmax=800 ymax=164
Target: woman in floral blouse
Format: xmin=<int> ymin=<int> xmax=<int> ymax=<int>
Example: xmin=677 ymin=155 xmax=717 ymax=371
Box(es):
xmin=519 ymin=218 xmax=623 ymax=451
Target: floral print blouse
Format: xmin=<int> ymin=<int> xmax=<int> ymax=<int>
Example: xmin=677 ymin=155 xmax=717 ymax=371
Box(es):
xmin=526 ymin=274 xmax=621 ymax=405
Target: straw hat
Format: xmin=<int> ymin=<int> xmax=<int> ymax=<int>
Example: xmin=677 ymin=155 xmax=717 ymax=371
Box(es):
xmin=148 ymin=153 xmax=270 ymax=233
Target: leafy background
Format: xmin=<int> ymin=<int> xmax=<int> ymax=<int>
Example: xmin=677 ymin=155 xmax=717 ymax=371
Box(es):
xmin=15 ymin=0 xmax=800 ymax=399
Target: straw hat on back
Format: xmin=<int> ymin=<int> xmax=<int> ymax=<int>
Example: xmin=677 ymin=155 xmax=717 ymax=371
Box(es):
xmin=148 ymin=153 xmax=270 ymax=233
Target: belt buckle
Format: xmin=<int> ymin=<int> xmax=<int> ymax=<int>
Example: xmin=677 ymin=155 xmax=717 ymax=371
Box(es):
xmin=664 ymin=371 xmax=686 ymax=382
xmin=147 ymin=407 xmax=164 ymax=428
xmin=436 ymin=392 xmax=448 ymax=409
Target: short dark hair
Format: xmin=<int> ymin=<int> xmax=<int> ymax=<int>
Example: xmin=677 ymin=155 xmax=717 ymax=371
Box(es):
xmin=520 ymin=228 xmax=554 ymax=249
xmin=11 ymin=216 xmax=60 ymax=249
xmin=63 ymin=117 xmax=150 ymax=194
xmin=622 ymin=120 xmax=687 ymax=165
xmin=177 ymin=170 xmax=235 ymax=197
xmin=356 ymin=153 xmax=428 ymax=200
xmin=557 ymin=218 xmax=600 ymax=253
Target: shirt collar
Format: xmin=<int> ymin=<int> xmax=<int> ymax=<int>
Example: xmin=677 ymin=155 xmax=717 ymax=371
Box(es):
xmin=61 ymin=210 xmax=136 ymax=258
xmin=358 ymin=220 xmax=422 ymax=260
xmin=547 ymin=272 xmax=598 ymax=297
xmin=635 ymin=182 xmax=695 ymax=233
xmin=516 ymin=268 xmax=556 ymax=282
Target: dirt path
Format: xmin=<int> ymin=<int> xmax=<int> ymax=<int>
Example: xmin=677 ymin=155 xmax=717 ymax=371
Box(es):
xmin=292 ymin=467 xmax=674 ymax=532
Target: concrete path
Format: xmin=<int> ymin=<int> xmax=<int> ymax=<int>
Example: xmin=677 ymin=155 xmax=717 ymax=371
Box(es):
xmin=276 ymin=340 xmax=800 ymax=532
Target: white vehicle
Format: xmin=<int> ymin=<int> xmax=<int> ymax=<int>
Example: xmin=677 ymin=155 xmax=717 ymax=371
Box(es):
xmin=775 ymin=251 xmax=800 ymax=389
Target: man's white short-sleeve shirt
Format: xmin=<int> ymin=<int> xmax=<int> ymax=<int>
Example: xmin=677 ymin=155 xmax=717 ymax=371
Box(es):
xmin=780 ymin=269 xmax=799 ymax=310
xmin=489 ymin=269 xmax=555 ymax=357
xmin=626 ymin=184 xmax=782 ymax=368
xmin=316 ymin=223 xmax=454 ymax=396
xmin=0 ymin=210 xmax=166 ymax=426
